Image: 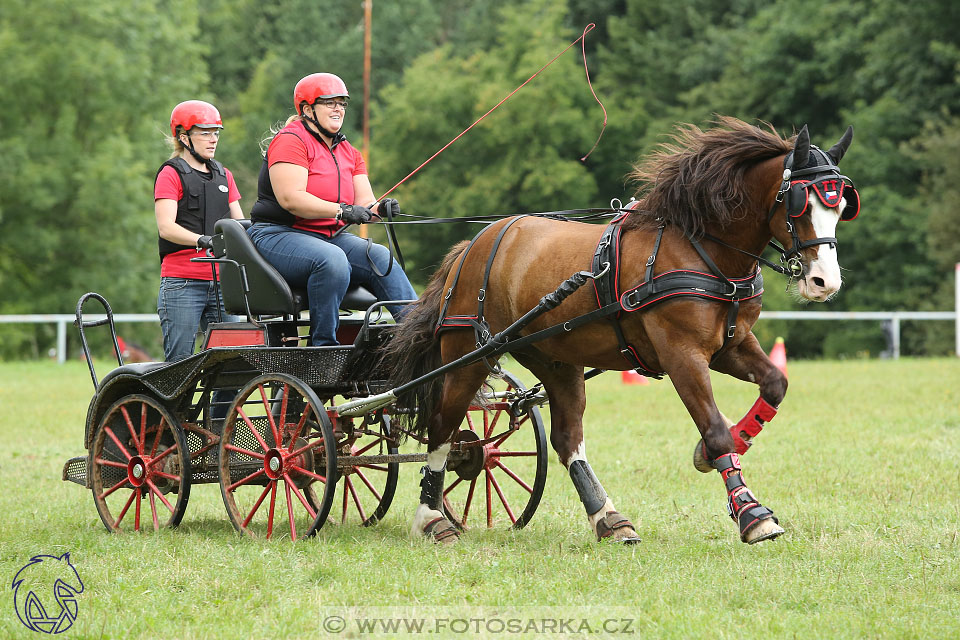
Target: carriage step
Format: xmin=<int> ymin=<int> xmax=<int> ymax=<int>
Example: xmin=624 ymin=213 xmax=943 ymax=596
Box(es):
xmin=62 ymin=456 xmax=88 ymax=488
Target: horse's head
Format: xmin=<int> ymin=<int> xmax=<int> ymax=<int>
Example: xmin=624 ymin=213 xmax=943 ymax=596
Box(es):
xmin=769 ymin=125 xmax=860 ymax=302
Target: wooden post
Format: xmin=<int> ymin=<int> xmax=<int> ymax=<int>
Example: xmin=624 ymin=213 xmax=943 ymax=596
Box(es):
xmin=360 ymin=0 xmax=372 ymax=239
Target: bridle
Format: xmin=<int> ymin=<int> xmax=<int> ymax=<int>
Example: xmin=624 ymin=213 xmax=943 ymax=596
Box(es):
xmin=706 ymin=146 xmax=860 ymax=281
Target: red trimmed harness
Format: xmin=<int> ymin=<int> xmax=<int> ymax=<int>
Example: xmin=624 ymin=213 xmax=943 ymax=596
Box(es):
xmin=434 ymin=211 xmax=764 ymax=379
xmin=590 ymin=207 xmax=763 ymax=376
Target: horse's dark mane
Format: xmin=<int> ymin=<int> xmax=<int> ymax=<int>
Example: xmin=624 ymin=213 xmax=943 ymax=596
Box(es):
xmin=624 ymin=116 xmax=794 ymax=238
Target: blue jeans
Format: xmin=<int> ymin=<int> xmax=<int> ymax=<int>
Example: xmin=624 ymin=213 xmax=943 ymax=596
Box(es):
xmin=157 ymin=277 xmax=239 ymax=420
xmin=247 ymin=223 xmax=417 ymax=346
xmin=157 ymin=278 xmax=227 ymax=362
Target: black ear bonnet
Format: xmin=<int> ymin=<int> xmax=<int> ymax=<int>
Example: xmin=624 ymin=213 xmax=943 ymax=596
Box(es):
xmin=783 ymin=144 xmax=860 ymax=221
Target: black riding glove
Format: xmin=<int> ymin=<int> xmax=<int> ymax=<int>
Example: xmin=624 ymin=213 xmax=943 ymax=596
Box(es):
xmin=377 ymin=198 xmax=400 ymax=218
xmin=338 ymin=204 xmax=375 ymax=225
xmin=196 ymin=235 xmax=214 ymax=250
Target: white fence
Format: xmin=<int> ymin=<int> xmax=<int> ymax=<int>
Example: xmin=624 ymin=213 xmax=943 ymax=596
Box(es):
xmin=1 ymin=309 xmax=957 ymax=364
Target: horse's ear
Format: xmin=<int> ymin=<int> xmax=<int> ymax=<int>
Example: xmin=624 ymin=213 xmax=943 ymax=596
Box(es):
xmin=792 ymin=125 xmax=810 ymax=168
xmin=826 ymin=125 xmax=854 ymax=164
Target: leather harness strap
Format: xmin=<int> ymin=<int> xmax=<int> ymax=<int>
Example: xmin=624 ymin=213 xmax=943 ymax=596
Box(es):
xmin=433 ymin=213 xmax=764 ymax=379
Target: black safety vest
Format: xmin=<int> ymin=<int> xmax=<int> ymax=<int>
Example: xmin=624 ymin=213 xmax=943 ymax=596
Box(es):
xmin=156 ymin=157 xmax=230 ymax=260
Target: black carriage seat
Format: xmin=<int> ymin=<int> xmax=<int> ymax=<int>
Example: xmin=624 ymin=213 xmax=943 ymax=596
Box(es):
xmin=214 ymin=218 xmax=377 ymax=317
xmin=97 ymin=362 xmax=169 ymax=390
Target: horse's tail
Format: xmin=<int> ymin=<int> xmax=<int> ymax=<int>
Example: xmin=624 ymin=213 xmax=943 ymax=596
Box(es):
xmin=382 ymin=241 xmax=469 ymax=439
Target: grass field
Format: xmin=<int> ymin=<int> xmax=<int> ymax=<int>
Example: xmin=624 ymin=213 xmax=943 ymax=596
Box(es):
xmin=1 ymin=358 xmax=958 ymax=638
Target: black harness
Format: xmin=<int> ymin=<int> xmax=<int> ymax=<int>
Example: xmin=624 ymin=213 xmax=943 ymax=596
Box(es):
xmin=431 ymin=148 xmax=860 ymax=378
xmin=435 ymin=212 xmax=763 ymax=378
xmin=590 ymin=213 xmax=763 ymax=376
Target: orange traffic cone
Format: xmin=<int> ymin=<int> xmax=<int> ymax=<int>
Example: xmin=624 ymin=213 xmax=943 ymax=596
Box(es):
xmin=621 ymin=370 xmax=650 ymax=385
xmin=769 ymin=336 xmax=788 ymax=377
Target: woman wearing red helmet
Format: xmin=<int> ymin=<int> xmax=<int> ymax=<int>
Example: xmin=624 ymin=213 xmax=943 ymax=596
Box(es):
xmin=154 ymin=100 xmax=245 ymax=362
xmin=248 ymin=73 xmax=416 ymax=346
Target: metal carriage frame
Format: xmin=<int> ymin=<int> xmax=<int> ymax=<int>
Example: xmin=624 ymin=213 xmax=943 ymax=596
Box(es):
xmin=62 ymin=218 xmax=550 ymax=540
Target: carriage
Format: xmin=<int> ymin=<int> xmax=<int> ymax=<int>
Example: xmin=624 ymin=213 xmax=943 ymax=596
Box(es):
xmin=62 ymin=217 xmax=549 ymax=540
xmin=63 ymin=118 xmax=860 ymax=545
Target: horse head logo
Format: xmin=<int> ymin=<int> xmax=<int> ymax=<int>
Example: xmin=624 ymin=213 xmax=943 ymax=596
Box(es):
xmin=11 ymin=552 xmax=84 ymax=634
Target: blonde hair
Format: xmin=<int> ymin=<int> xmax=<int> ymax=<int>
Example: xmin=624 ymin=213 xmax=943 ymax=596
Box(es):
xmin=165 ymin=126 xmax=189 ymax=160
xmin=259 ymin=114 xmax=303 ymax=157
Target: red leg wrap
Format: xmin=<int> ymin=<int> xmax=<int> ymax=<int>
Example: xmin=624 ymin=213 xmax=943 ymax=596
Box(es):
xmin=730 ymin=396 xmax=778 ymax=455
xmin=711 ymin=453 xmax=778 ymax=540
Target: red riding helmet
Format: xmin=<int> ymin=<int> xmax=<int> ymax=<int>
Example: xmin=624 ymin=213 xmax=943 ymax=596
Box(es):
xmin=293 ymin=73 xmax=349 ymax=115
xmin=170 ymin=100 xmax=223 ymax=138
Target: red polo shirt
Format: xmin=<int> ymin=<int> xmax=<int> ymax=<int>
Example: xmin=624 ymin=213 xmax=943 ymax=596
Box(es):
xmin=266 ymin=120 xmax=367 ymax=236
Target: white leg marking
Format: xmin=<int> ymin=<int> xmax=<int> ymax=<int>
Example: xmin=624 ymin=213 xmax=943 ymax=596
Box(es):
xmin=426 ymin=443 xmax=450 ymax=471
xmin=410 ymin=503 xmax=447 ymax=538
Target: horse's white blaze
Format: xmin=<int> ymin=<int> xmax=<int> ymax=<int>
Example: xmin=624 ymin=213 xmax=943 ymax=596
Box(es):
xmin=797 ymin=197 xmax=843 ymax=301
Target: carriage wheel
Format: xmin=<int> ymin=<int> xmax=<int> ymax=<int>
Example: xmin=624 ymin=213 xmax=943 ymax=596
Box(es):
xmin=442 ymin=370 xmax=548 ymax=530
xmin=218 ymin=374 xmax=336 ymax=540
xmin=329 ymin=412 xmax=399 ymax=526
xmin=90 ymin=394 xmax=191 ymax=532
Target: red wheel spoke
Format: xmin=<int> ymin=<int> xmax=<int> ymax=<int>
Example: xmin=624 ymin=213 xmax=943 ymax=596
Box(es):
xmin=258 ymin=384 xmax=282 ymax=445
xmin=443 ymin=476 xmax=464 ymax=496
xmin=99 ymin=476 xmax=131 ymax=500
xmin=146 ymin=480 xmax=175 ymax=514
xmin=113 ymin=490 xmax=137 ymax=529
xmin=149 ymin=422 xmax=164 ymax=457
xmin=104 ymin=426 xmax=133 ymax=461
xmin=241 ymin=482 xmax=273 ymax=528
xmin=340 ymin=483 xmax=348 ymax=522
xmin=150 ymin=443 xmax=178 ymax=466
xmin=492 ymin=459 xmax=533 ymax=493
xmin=287 ymin=438 xmax=323 ymax=460
xmin=346 ymin=478 xmax=368 ymax=522
xmin=461 ymin=477 xmax=478 ymax=526
xmin=487 ymin=469 xmax=517 ymax=524
xmin=286 ymin=464 xmax=326 ymax=483
xmin=284 ymin=480 xmax=297 ymax=541
xmin=225 ymin=443 xmax=265 ymax=460
xmin=486 ymin=469 xmax=493 ymax=527
xmin=464 ymin=412 xmax=476 ymax=432
xmin=95 ymin=458 xmax=127 ymax=469
xmin=283 ymin=474 xmax=317 ymax=520
xmin=138 ymin=404 xmax=149 ymax=453
xmin=151 ymin=470 xmax=180 ymax=482
xmin=237 ymin=407 xmax=270 ymax=452
xmin=134 ymin=490 xmax=142 ymax=531
xmin=353 ymin=468 xmax=383 ymax=501
xmin=495 ymin=450 xmax=537 ymax=457
xmin=149 ymin=490 xmax=160 ymax=531
xmin=266 ymin=481 xmax=278 ymax=539
xmin=354 ymin=437 xmax=386 ymax=456
xmin=119 ymin=405 xmax=142 ymax=453
xmin=227 ymin=468 xmax=266 ymax=492
xmin=286 ymin=406 xmax=311 ymax=453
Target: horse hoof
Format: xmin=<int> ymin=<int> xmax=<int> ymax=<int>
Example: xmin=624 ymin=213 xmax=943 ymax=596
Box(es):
xmin=692 ymin=440 xmax=712 ymax=473
xmin=423 ymin=516 xmax=461 ymax=545
xmin=742 ymin=518 xmax=784 ymax=544
xmin=595 ymin=511 xmax=639 ymax=543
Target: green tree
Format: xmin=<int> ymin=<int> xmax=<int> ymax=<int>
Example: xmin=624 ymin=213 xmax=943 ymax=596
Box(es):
xmin=0 ymin=0 xmax=208 ymax=357
xmin=370 ymin=0 xmax=602 ymax=279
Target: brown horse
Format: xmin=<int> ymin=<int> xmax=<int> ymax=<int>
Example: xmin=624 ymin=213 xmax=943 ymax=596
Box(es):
xmin=383 ymin=116 xmax=859 ymax=545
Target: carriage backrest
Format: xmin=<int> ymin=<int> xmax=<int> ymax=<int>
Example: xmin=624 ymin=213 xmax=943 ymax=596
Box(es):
xmin=214 ymin=218 xmax=303 ymax=316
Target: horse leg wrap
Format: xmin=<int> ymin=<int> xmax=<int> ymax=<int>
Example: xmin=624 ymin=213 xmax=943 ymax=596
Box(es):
xmin=730 ymin=397 xmax=778 ymax=455
xmin=711 ymin=453 xmax=778 ymax=542
xmin=419 ymin=464 xmax=446 ymax=511
xmin=569 ymin=460 xmax=608 ymax=516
